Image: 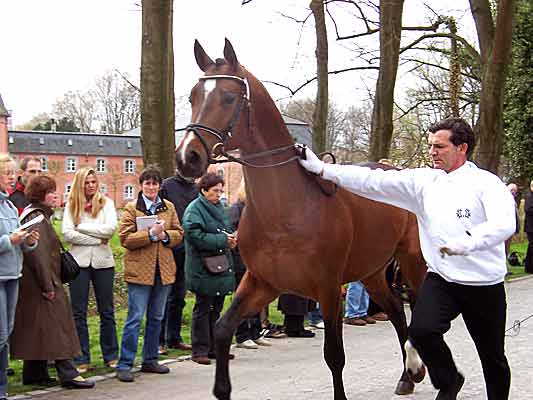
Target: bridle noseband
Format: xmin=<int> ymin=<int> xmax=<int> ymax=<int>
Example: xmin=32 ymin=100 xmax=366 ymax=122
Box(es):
xmin=183 ymin=74 xmax=300 ymax=168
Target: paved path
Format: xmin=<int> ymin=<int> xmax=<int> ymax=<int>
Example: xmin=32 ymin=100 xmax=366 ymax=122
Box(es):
xmin=23 ymin=277 xmax=533 ymax=400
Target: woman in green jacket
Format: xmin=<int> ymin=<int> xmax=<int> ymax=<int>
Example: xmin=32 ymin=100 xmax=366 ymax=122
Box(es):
xmin=182 ymin=173 xmax=236 ymax=365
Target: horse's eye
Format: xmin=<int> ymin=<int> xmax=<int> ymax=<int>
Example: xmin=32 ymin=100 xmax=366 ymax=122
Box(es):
xmin=223 ymin=92 xmax=236 ymax=104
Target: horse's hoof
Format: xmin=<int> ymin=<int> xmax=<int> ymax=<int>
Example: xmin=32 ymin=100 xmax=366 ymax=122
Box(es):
xmin=407 ymin=364 xmax=426 ymax=383
xmin=394 ymin=380 xmax=414 ymax=395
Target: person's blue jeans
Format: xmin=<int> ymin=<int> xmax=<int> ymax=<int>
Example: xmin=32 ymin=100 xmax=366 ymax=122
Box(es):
xmin=345 ymin=281 xmax=369 ymax=318
xmin=117 ymin=272 xmax=170 ymax=370
xmin=308 ymin=303 xmax=323 ymax=325
xmin=69 ymin=267 xmax=118 ymax=365
xmin=0 ymin=279 xmax=19 ymax=397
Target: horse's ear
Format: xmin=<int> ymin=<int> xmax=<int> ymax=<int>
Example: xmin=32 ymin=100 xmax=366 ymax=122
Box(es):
xmin=223 ymin=38 xmax=239 ymax=68
xmin=194 ymin=40 xmax=214 ymax=72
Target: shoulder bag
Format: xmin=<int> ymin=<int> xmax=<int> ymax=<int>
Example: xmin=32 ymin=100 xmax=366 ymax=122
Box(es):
xmin=202 ymin=254 xmax=230 ymax=275
xmin=60 ymin=242 xmax=81 ymax=283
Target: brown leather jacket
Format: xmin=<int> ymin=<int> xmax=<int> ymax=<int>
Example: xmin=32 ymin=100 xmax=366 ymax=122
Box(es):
xmin=118 ymin=194 xmax=184 ymax=286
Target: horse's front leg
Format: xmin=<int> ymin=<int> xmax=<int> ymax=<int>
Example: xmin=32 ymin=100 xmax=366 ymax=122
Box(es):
xmin=320 ymin=287 xmax=348 ymax=400
xmin=213 ymin=272 xmax=278 ymax=400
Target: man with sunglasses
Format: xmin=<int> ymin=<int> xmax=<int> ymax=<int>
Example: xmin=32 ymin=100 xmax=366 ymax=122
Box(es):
xmin=8 ymin=156 xmax=42 ymax=215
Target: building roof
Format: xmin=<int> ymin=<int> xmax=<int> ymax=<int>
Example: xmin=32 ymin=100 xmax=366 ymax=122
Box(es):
xmin=0 ymin=94 xmax=10 ymax=117
xmin=8 ymin=115 xmax=312 ymax=156
xmin=8 ymin=130 xmax=142 ymax=157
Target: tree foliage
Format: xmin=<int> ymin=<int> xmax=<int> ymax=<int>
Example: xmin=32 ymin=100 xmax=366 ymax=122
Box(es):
xmin=502 ymin=0 xmax=533 ymax=189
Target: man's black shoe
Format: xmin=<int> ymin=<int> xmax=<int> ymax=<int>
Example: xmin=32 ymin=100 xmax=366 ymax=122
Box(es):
xmin=436 ymin=372 xmax=464 ymax=400
xmin=287 ymin=329 xmax=315 ymax=338
xmin=23 ymin=377 xmax=57 ymax=386
xmin=140 ymin=362 xmax=170 ymax=374
xmin=61 ymin=378 xmax=95 ymax=389
xmin=116 ymin=369 xmax=135 ymax=382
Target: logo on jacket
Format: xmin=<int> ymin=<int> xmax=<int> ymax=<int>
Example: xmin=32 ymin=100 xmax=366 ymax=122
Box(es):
xmin=456 ymin=208 xmax=471 ymax=219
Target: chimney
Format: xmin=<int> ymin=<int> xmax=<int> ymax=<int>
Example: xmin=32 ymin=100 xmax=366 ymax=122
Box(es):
xmin=51 ymin=118 xmax=57 ymax=132
xmin=0 ymin=93 xmax=11 ymax=153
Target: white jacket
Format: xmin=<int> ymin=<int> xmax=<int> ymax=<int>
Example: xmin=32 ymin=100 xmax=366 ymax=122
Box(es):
xmin=62 ymin=197 xmax=117 ymax=269
xmin=322 ymin=161 xmax=516 ymax=286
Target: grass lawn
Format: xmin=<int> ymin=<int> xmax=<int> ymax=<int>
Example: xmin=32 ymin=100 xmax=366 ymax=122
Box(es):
xmin=6 ymin=223 xmax=530 ymax=394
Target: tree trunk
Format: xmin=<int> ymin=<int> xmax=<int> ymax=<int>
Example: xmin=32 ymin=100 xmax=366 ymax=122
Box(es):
xmin=470 ymin=0 xmax=516 ymax=173
xmin=310 ymin=0 xmax=328 ymax=153
xmin=140 ymin=0 xmax=175 ymax=178
xmin=369 ymin=0 xmax=404 ymax=162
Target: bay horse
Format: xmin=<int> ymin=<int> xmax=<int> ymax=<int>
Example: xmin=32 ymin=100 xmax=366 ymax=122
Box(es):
xmin=176 ymin=39 xmax=427 ymax=400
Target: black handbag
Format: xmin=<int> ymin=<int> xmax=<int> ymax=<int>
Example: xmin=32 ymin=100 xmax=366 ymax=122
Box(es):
xmin=60 ymin=243 xmax=80 ymax=283
xmin=202 ymin=254 xmax=230 ymax=275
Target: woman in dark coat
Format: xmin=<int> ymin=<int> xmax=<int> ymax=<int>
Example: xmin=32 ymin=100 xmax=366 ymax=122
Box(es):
xmin=524 ymin=179 xmax=533 ymax=274
xmin=10 ymin=176 xmax=94 ymax=389
xmin=182 ymin=173 xmax=236 ymax=365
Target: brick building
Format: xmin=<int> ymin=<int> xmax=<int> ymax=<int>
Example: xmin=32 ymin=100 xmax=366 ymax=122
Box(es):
xmin=0 ymin=94 xmax=312 ymax=208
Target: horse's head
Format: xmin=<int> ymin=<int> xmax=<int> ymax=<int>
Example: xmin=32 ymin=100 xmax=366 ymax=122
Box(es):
xmin=176 ymin=39 xmax=251 ymax=178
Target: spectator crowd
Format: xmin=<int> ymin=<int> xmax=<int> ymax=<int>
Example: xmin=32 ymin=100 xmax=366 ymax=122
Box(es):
xmin=0 ymin=152 xmax=530 ymax=399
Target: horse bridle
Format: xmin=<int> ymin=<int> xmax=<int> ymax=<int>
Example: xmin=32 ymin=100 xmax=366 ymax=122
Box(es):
xmin=183 ymin=74 xmax=301 ymax=168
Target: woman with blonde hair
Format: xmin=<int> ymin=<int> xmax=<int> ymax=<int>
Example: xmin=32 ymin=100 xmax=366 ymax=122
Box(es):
xmin=62 ymin=166 xmax=118 ymax=373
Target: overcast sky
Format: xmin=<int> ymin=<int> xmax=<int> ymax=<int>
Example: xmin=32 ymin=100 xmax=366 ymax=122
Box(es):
xmin=0 ymin=0 xmax=475 ymax=127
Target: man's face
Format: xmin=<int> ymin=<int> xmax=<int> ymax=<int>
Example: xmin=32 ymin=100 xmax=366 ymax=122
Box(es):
xmin=21 ymin=160 xmax=42 ymax=186
xmin=428 ymin=129 xmax=467 ymax=173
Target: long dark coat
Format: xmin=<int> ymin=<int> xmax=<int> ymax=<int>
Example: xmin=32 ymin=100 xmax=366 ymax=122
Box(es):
xmin=525 ymin=191 xmax=533 ymax=233
xmin=182 ymin=194 xmax=235 ymax=297
xmin=10 ymin=203 xmax=81 ymax=360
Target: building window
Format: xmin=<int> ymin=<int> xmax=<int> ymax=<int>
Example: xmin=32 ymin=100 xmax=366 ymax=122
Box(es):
xmin=98 ymin=139 xmax=104 ymax=147
xmin=127 ymin=141 xmax=132 ymax=149
xmin=66 ymin=157 xmax=77 ymax=172
xmin=216 ymin=168 xmax=224 ymax=178
xmin=39 ymin=138 xmax=45 ymax=145
xmin=124 ymin=159 xmax=135 ymax=174
xmin=40 ymin=157 xmax=48 ymax=172
xmin=96 ymin=158 xmax=106 ymax=173
xmin=124 ymin=185 xmax=135 ymax=200
xmin=64 ymin=184 xmax=72 ymax=202
xmin=100 ymin=184 xmax=107 ymax=195
xmin=67 ymin=139 xmax=73 ymax=146
xmin=8 ymin=137 xmax=14 ymax=144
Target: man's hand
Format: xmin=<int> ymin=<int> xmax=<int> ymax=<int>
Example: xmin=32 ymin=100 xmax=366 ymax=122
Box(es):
xmin=295 ymin=144 xmax=324 ymax=175
xmin=226 ymin=234 xmax=238 ymax=249
xmin=439 ymin=239 xmax=471 ymax=257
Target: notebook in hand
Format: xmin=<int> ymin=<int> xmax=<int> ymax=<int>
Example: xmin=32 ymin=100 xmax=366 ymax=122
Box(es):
xmin=16 ymin=214 xmax=45 ymax=233
xmin=136 ymin=215 xmax=158 ymax=231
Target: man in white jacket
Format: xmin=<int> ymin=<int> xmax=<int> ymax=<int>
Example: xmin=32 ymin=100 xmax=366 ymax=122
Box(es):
xmin=297 ymin=117 xmax=515 ymax=400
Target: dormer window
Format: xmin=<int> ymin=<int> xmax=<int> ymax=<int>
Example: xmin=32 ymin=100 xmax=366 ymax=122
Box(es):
xmin=67 ymin=139 xmax=73 ymax=146
xmin=39 ymin=138 xmax=45 ymax=145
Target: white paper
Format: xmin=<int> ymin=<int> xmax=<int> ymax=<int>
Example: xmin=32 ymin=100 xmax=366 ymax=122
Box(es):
xmin=136 ymin=215 xmax=158 ymax=231
xmin=16 ymin=214 xmax=45 ymax=233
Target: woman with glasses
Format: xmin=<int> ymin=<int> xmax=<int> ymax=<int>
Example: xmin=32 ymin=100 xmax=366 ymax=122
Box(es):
xmin=182 ymin=172 xmax=236 ymax=365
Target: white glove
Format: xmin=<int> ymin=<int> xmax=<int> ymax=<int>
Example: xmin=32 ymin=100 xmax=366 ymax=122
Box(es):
xmin=296 ymin=144 xmax=324 ymax=175
xmin=439 ymin=237 xmax=472 ymax=257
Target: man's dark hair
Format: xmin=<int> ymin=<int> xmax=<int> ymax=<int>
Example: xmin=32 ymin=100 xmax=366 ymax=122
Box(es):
xmin=428 ymin=117 xmax=476 ymax=158
xmin=198 ymin=172 xmax=224 ymax=192
xmin=20 ymin=156 xmax=41 ymax=171
xmin=25 ymin=175 xmax=56 ymax=203
xmin=139 ymin=165 xmax=163 ymax=185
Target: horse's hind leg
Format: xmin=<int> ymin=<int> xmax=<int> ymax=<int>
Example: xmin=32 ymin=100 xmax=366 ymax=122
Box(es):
xmin=319 ymin=286 xmax=348 ymax=400
xmin=213 ymin=271 xmax=278 ymax=400
xmin=364 ymin=272 xmax=418 ymax=395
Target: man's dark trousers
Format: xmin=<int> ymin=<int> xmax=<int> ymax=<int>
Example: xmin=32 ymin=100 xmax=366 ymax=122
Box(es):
xmin=409 ymin=272 xmax=510 ymax=400
xmin=160 ymin=249 xmax=187 ymax=346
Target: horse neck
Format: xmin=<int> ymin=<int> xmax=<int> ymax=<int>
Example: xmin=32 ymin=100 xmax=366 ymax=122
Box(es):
xmin=239 ymin=74 xmax=312 ymax=222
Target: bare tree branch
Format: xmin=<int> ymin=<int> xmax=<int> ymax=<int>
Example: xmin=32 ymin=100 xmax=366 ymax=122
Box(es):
xmin=400 ymin=33 xmax=481 ymax=65
xmin=264 ymin=65 xmax=379 ymax=96
xmin=114 ymin=69 xmax=141 ymax=92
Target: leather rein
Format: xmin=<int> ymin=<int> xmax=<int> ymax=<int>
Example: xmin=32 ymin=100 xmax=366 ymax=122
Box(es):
xmin=184 ymin=74 xmax=301 ymax=168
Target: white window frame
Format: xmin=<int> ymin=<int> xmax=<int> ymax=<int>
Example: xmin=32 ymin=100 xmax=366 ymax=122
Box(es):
xmin=96 ymin=158 xmax=106 ymax=173
xmin=66 ymin=157 xmax=77 ymax=173
xmin=99 ymin=184 xmax=107 ymax=195
xmin=124 ymin=185 xmax=135 ymax=200
xmin=64 ymin=184 xmax=72 ymax=202
xmin=124 ymin=159 xmax=135 ymax=174
xmin=40 ymin=156 xmax=48 ymax=172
